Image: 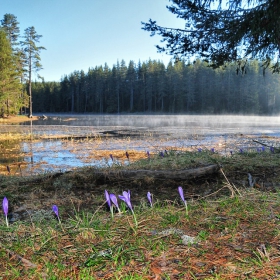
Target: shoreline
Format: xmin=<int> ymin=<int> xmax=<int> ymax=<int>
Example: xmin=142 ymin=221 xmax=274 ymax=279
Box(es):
xmin=0 ymin=115 xmax=39 ymax=124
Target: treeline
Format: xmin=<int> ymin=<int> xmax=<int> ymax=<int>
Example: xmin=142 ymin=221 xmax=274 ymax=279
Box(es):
xmin=33 ymin=59 xmax=280 ymax=114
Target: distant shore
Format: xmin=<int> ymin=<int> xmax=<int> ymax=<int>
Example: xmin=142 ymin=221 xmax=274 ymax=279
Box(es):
xmin=0 ymin=115 xmax=39 ymax=124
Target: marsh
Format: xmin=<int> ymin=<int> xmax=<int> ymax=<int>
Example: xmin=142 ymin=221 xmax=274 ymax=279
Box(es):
xmin=1 ymin=114 xmax=279 ymax=175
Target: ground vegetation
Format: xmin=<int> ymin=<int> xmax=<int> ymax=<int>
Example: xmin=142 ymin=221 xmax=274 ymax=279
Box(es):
xmin=1 ymin=149 xmax=280 ymax=279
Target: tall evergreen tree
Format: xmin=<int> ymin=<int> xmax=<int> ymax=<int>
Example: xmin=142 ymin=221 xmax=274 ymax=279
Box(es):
xmin=1 ymin=14 xmax=20 ymax=50
xmin=0 ymin=29 xmax=22 ymax=117
xmin=21 ymin=26 xmax=45 ymax=118
xmin=127 ymin=60 xmax=137 ymax=112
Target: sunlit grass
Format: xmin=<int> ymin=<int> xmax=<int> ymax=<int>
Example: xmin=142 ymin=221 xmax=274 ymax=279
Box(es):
xmin=1 ymin=189 xmax=280 ymax=279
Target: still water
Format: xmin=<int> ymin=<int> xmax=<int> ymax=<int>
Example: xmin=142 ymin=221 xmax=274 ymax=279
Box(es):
xmin=1 ymin=114 xmax=280 ymax=175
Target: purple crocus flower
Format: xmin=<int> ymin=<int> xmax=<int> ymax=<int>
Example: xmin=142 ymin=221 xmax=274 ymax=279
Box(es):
xmin=109 ymin=193 xmax=121 ymax=213
xmin=6 ymin=166 xmax=10 ymax=174
xmin=105 ymin=190 xmax=115 ymax=217
xmin=239 ymin=148 xmax=244 ymax=153
xmin=211 ymin=148 xmax=215 ymax=153
xmin=52 ymin=205 xmax=59 ymax=218
xmin=125 ymin=151 xmax=129 ymax=160
xmin=2 ymin=197 xmax=8 ymax=216
xmin=159 ymin=151 xmax=164 ymax=157
xmin=230 ymin=150 xmax=233 ymax=156
xmin=52 ymin=204 xmax=62 ymax=225
xmin=105 ymin=190 xmax=111 ymax=208
xmin=262 ymin=146 xmax=265 ymax=152
xmin=198 ymin=148 xmax=202 ymax=152
xmin=119 ymin=190 xmax=132 ymax=211
xmin=147 ymin=192 xmax=153 ymax=207
xmin=178 ymin=186 xmax=186 ymax=205
xmin=178 ymin=186 xmax=188 ymax=216
xmin=2 ymin=197 xmax=8 ymax=227
xmin=147 ymin=151 xmax=150 ymax=158
xmin=119 ymin=190 xmax=138 ymax=227
xmin=270 ymin=146 xmax=274 ymax=153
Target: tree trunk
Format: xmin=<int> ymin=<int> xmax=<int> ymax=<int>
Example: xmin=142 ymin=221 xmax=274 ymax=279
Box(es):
xmin=93 ymin=164 xmax=220 ymax=181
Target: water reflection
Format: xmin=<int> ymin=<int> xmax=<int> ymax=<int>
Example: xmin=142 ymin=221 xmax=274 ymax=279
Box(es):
xmin=1 ymin=114 xmax=280 ymax=175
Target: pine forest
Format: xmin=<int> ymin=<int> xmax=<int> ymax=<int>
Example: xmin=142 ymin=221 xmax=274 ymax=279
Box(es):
xmin=32 ymin=59 xmax=280 ymax=115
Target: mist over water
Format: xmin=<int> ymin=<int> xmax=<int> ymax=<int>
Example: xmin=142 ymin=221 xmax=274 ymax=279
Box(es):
xmin=1 ymin=114 xmax=280 ymax=174
xmin=21 ymin=114 xmax=280 ymax=135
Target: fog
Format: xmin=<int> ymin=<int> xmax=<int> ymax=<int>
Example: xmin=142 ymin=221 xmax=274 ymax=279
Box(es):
xmin=1 ymin=114 xmax=279 ymax=174
xmin=29 ymin=114 xmax=280 ymax=137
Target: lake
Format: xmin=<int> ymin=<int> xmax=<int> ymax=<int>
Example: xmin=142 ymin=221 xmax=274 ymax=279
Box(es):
xmin=1 ymin=114 xmax=280 ymax=175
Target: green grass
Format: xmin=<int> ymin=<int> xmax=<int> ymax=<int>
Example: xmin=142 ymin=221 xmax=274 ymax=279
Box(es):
xmin=1 ymin=188 xmax=280 ymax=279
xmin=1 ymin=150 xmax=280 ymax=279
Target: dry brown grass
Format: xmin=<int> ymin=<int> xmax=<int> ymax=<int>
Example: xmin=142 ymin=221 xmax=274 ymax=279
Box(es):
xmin=0 ymin=115 xmax=39 ymax=124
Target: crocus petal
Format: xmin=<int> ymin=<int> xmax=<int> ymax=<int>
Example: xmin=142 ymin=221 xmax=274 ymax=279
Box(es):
xmin=122 ymin=191 xmax=130 ymax=201
xmin=109 ymin=193 xmax=119 ymax=209
xmin=126 ymin=151 xmax=129 ymax=159
xmin=110 ymin=154 xmax=113 ymax=161
xmin=105 ymin=190 xmax=111 ymax=208
xmin=147 ymin=192 xmax=152 ymax=206
xmin=2 ymin=197 xmax=8 ymax=216
xmin=52 ymin=205 xmax=59 ymax=217
xmin=178 ymin=186 xmax=185 ymax=204
xmin=119 ymin=191 xmax=133 ymax=210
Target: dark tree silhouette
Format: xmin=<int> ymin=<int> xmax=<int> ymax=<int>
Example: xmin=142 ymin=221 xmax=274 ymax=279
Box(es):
xmin=142 ymin=0 xmax=280 ymax=73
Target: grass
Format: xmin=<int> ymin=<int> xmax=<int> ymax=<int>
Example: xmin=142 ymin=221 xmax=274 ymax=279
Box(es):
xmin=1 ymin=140 xmax=280 ymax=278
xmin=1 ymin=189 xmax=280 ymax=279
xmin=0 ymin=115 xmax=38 ymax=124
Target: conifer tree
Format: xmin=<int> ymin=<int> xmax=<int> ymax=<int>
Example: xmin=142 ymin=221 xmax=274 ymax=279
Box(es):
xmin=1 ymin=14 xmax=20 ymax=50
xmin=21 ymin=26 xmax=45 ymax=118
xmin=0 ymin=29 xmax=22 ymax=117
xmin=142 ymin=0 xmax=280 ymax=73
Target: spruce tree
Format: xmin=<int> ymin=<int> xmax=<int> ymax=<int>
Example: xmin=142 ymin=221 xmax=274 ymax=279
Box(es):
xmin=0 ymin=29 xmax=22 ymax=117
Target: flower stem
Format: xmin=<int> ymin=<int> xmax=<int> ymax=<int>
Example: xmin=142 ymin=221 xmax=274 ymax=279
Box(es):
xmin=185 ymin=202 xmax=189 ymax=217
xmin=5 ymin=215 xmax=9 ymax=228
xmin=110 ymin=207 xmax=114 ymax=219
xmin=131 ymin=210 xmax=138 ymax=228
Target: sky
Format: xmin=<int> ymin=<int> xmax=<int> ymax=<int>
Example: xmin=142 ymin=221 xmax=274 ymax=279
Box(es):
xmin=2 ymin=0 xmax=185 ymax=82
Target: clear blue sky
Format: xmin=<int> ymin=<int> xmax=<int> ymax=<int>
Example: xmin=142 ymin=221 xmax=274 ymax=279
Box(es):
xmin=2 ymin=0 xmax=184 ymax=82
